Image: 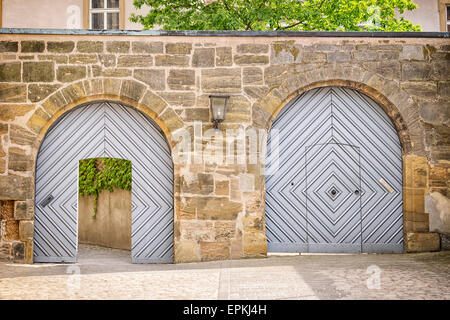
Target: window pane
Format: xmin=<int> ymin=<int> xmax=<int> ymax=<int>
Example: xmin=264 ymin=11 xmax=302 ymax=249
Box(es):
xmin=107 ymin=0 xmax=120 ymax=8
xmin=92 ymin=0 xmax=104 ymax=9
xmin=92 ymin=13 xmax=104 ymax=29
xmin=448 ymin=24 xmax=450 ymax=32
xmin=447 ymin=6 xmax=450 ymax=21
xmin=107 ymin=12 xmax=120 ymax=29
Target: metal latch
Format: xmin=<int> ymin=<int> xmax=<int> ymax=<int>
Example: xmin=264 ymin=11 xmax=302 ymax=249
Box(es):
xmin=40 ymin=194 xmax=54 ymax=208
xmin=379 ymin=178 xmax=394 ymax=193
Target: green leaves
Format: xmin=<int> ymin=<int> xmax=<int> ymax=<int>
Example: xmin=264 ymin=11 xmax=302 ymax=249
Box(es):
xmin=130 ymin=0 xmax=421 ymax=31
xmin=79 ymin=158 xmax=132 ymax=219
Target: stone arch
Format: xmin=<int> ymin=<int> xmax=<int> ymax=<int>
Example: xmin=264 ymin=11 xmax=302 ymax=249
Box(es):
xmin=28 ymin=78 xmax=184 ymax=156
xmin=254 ymin=65 xmax=423 ymax=154
xmin=25 ymin=78 xmax=184 ymax=263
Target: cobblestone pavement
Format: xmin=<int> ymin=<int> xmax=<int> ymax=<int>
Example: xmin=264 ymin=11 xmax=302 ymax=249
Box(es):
xmin=0 ymin=245 xmax=449 ymax=300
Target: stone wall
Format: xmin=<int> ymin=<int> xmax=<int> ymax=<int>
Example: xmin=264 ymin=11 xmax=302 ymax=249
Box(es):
xmin=78 ymin=189 xmax=131 ymax=251
xmin=0 ymin=32 xmax=448 ymax=263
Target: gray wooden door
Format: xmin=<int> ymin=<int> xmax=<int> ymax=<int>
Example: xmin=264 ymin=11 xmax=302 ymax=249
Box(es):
xmin=34 ymin=101 xmax=174 ymax=263
xmin=266 ymin=87 xmax=403 ymax=253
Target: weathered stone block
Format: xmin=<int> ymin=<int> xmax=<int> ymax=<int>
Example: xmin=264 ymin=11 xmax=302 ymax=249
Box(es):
xmin=0 ymin=62 xmax=21 ymax=82
xmin=327 ymin=52 xmax=351 ymax=63
xmin=26 ymin=107 xmax=50 ymax=134
xmin=438 ymin=81 xmax=450 ymax=98
xmin=237 ymin=44 xmax=269 ymax=54
xmin=1 ymin=200 xmax=14 ymax=220
xmin=406 ymin=232 xmax=440 ymax=252
xmin=353 ymin=50 xmax=379 ymax=61
xmin=57 ymin=65 xmax=86 ymax=82
xmin=243 ymin=232 xmax=267 ymax=256
xmin=106 ymin=41 xmax=130 ymax=53
xmin=215 ymin=180 xmax=229 ymax=196
xmin=120 ymin=80 xmax=146 ymax=102
xmin=0 ymin=105 xmax=34 ymax=122
xmin=201 ymin=68 xmax=241 ymax=93
xmin=23 ymin=61 xmax=55 ymax=82
xmin=225 ymin=96 xmax=251 ymax=123
xmin=0 ymin=41 xmax=18 ymax=52
xmin=192 ymin=48 xmax=215 ymax=67
xmin=0 ymin=84 xmax=26 ymax=102
xmin=21 ymin=41 xmax=44 ymax=53
xmin=180 ymin=220 xmax=214 ymax=241
xmin=132 ymin=41 xmax=163 ymax=54
xmin=155 ymin=55 xmax=190 ymax=67
xmin=19 ymin=221 xmax=34 ymax=242
xmin=216 ymin=47 xmax=232 ymax=66
xmin=38 ymin=54 xmax=68 ymax=64
xmin=28 ymin=84 xmax=61 ymax=102
xmin=243 ymin=67 xmax=263 ymax=85
xmin=168 ymin=69 xmax=195 ymax=90
xmin=302 ymin=51 xmax=326 ymax=63
xmin=8 ymin=147 xmax=32 ymax=172
xmin=14 ymin=200 xmax=34 ymax=220
xmin=12 ymin=241 xmax=25 ymax=262
xmin=47 ymin=41 xmax=75 ymax=53
xmin=133 ymin=69 xmax=165 ymax=90
xmin=9 ymin=125 xmax=36 ymax=146
xmin=400 ymin=45 xmax=425 ymax=60
xmin=69 ymin=54 xmax=98 ymax=64
xmin=166 ymin=43 xmax=192 ymax=54
xmin=117 ymin=55 xmax=153 ymax=67
xmin=215 ymin=221 xmax=236 ymax=241
xmin=242 ymin=216 xmax=264 ymax=232
xmin=197 ymin=197 xmax=242 ymax=220
xmin=158 ymin=108 xmax=184 ymax=132
xmin=103 ymin=78 xmax=121 ymax=96
xmin=183 ymin=108 xmax=210 ymax=122
xmin=402 ymin=61 xmax=431 ymax=81
xmin=271 ymin=41 xmax=301 ymax=64
xmin=234 ymin=55 xmax=269 ymax=66
xmin=174 ymin=241 xmax=199 ymax=263
xmin=77 ymin=41 xmax=104 ymax=53
xmin=159 ymin=92 xmax=196 ymax=107
xmin=363 ymin=61 xmax=401 ymax=80
xmin=42 ymin=91 xmax=66 ymax=115
xmin=200 ymin=241 xmax=230 ymax=261
xmin=0 ymin=242 xmax=12 ymax=261
xmin=61 ymin=82 xmax=86 ymax=104
xmin=140 ymin=91 xmax=167 ymax=115
xmin=1 ymin=220 xmax=19 ymax=241
xmin=401 ymin=81 xmax=437 ymax=98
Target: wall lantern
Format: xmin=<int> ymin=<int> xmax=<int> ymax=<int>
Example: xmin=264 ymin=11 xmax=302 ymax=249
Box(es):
xmin=209 ymin=95 xmax=229 ymax=129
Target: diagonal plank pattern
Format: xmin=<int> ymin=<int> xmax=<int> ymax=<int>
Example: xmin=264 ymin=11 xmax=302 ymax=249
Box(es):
xmin=266 ymin=87 xmax=403 ymax=253
xmin=34 ymin=101 xmax=173 ymax=263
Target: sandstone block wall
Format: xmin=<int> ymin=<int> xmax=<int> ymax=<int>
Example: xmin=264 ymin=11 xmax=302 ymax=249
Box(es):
xmin=0 ymin=32 xmax=448 ymax=263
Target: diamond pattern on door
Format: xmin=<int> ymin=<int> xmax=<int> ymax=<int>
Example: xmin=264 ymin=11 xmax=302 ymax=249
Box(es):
xmin=34 ymin=101 xmax=173 ymax=263
xmin=266 ymin=87 xmax=403 ymax=253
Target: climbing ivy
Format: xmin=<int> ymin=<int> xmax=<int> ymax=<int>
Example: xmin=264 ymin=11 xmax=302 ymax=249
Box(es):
xmin=79 ymin=158 xmax=132 ymax=219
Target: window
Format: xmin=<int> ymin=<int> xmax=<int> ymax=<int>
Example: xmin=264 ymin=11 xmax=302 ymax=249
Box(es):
xmin=90 ymin=0 xmax=120 ymax=30
xmin=447 ymin=5 xmax=450 ymax=31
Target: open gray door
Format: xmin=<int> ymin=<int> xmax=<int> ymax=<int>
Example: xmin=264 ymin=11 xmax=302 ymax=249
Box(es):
xmin=34 ymin=101 xmax=174 ymax=263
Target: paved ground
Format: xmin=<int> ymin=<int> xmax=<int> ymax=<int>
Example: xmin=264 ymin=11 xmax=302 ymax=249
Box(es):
xmin=0 ymin=244 xmax=449 ymax=299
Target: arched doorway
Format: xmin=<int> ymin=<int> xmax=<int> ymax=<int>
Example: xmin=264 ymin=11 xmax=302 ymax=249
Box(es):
xmin=34 ymin=101 xmax=174 ymax=263
xmin=266 ymin=87 xmax=403 ymax=253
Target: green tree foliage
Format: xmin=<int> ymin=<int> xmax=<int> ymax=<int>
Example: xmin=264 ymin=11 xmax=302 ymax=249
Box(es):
xmin=79 ymin=158 xmax=132 ymax=219
xmin=130 ymin=0 xmax=421 ymax=31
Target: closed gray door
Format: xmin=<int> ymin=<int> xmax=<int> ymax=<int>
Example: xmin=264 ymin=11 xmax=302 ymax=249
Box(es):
xmin=34 ymin=101 xmax=174 ymax=263
xmin=266 ymin=87 xmax=403 ymax=253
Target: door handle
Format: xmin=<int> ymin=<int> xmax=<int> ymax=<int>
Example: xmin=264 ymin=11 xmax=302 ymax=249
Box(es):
xmin=40 ymin=194 xmax=54 ymax=207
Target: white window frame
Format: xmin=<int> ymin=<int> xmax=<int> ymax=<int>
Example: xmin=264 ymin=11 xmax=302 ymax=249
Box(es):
xmin=89 ymin=0 xmax=120 ymax=30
